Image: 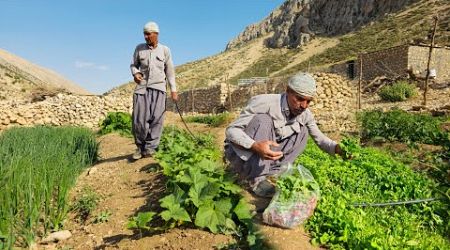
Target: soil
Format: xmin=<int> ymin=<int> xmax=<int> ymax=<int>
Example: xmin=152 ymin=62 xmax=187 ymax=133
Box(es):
xmin=40 ymin=112 xmax=321 ymax=250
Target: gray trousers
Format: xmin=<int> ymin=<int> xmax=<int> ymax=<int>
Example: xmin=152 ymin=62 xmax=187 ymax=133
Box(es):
xmin=132 ymin=88 xmax=166 ymax=151
xmin=225 ymin=114 xmax=309 ymax=183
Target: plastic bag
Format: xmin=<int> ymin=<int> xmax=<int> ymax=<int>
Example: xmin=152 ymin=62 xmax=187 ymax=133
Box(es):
xmin=263 ymin=164 xmax=320 ymax=229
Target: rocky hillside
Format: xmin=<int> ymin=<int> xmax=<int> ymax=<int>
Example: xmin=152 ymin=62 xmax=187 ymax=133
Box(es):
xmin=108 ymin=0 xmax=448 ymax=94
xmin=226 ymin=0 xmax=420 ymax=49
xmin=0 ymin=48 xmax=90 ymax=101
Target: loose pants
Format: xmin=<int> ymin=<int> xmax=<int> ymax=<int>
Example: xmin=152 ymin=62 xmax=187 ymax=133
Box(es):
xmin=132 ymin=88 xmax=166 ymax=151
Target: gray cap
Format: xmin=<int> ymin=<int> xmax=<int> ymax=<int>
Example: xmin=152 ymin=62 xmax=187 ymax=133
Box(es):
xmin=287 ymin=72 xmax=316 ymax=97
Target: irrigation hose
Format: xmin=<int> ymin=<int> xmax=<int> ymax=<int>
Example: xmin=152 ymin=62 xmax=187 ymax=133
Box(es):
xmin=173 ymin=100 xmax=197 ymax=140
xmin=351 ymin=197 xmax=439 ymax=207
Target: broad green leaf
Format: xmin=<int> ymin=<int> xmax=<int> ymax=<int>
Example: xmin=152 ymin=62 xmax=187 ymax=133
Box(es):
xmin=220 ymin=181 xmax=242 ymax=194
xmin=233 ymin=198 xmax=253 ymax=220
xmin=195 ymin=204 xmax=226 ymax=233
xmin=188 ymin=182 xmax=220 ymax=207
xmin=215 ymin=198 xmax=233 ymax=215
xmin=136 ymin=212 xmax=156 ymax=230
xmin=160 ymin=204 xmax=191 ymax=222
xmin=126 ymin=220 xmax=137 ymax=229
xmin=159 ymin=194 xmax=176 ymax=209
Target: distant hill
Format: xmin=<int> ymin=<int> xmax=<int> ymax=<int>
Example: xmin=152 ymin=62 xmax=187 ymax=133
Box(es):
xmin=108 ymin=0 xmax=449 ymax=95
xmin=0 ymin=48 xmax=90 ymax=101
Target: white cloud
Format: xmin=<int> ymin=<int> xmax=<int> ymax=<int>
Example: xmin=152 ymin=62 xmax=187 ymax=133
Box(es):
xmin=75 ymin=60 xmax=109 ymax=71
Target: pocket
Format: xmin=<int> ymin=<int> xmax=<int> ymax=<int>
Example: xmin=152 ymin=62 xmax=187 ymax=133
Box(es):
xmin=154 ymin=56 xmax=165 ymax=72
xmin=138 ymin=51 xmax=148 ymax=66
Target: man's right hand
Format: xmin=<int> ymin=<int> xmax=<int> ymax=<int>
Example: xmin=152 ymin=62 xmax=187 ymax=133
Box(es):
xmin=251 ymin=140 xmax=283 ymax=161
xmin=133 ymin=73 xmax=144 ymax=84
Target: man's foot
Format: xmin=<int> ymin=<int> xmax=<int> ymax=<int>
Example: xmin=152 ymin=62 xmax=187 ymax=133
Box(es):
xmin=142 ymin=148 xmax=156 ymax=158
xmin=252 ymin=179 xmax=276 ymax=198
xmin=132 ymin=149 xmax=142 ymax=160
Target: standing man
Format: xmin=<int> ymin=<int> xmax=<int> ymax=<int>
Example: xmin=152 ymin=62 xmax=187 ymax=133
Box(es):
xmin=224 ymin=72 xmax=343 ymax=197
xmin=130 ymin=21 xmax=178 ymax=160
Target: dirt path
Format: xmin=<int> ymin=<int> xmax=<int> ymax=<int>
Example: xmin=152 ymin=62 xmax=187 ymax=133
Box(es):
xmin=51 ymin=112 xmax=320 ymax=250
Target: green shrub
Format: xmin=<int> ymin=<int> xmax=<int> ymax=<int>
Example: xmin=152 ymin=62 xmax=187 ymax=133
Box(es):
xmin=99 ymin=112 xmax=132 ymax=136
xmin=185 ymin=112 xmax=232 ymax=127
xmin=378 ymin=81 xmax=417 ymax=102
xmin=71 ymin=187 xmax=100 ymax=223
xmin=358 ymin=109 xmax=449 ymax=146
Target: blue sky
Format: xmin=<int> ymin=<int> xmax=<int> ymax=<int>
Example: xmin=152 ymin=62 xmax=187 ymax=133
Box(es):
xmin=0 ymin=0 xmax=284 ymax=94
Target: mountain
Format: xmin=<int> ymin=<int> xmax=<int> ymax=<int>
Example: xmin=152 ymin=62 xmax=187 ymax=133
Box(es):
xmin=226 ymin=0 xmax=421 ymax=49
xmin=0 ymin=48 xmax=91 ymax=101
xmin=108 ymin=0 xmax=449 ymax=94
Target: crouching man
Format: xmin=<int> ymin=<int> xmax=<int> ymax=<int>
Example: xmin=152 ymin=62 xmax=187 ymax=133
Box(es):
xmin=224 ymin=72 xmax=343 ymax=197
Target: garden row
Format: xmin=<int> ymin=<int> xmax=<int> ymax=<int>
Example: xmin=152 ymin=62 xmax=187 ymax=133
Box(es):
xmin=0 ymin=126 xmax=98 ymax=249
xmin=128 ymin=126 xmax=264 ymax=249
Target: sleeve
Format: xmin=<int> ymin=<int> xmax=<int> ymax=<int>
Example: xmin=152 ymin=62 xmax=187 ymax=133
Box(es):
xmin=305 ymin=111 xmax=338 ymax=155
xmin=225 ymin=96 xmax=267 ymax=149
xmin=164 ymin=47 xmax=177 ymax=92
xmin=130 ymin=46 xmax=141 ymax=76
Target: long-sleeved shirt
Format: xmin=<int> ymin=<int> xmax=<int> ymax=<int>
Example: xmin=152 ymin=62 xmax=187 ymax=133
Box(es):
xmin=225 ymin=93 xmax=337 ymax=161
xmin=130 ymin=43 xmax=176 ymax=94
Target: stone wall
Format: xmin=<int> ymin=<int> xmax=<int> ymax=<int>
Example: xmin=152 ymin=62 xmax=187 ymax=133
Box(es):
xmin=165 ymin=84 xmax=227 ymax=114
xmin=331 ymin=45 xmax=450 ymax=82
xmin=1 ymin=73 xmax=358 ymax=133
xmin=408 ymin=45 xmax=450 ymax=81
xmin=359 ymin=45 xmax=410 ymax=80
xmin=0 ymin=94 xmax=131 ymax=131
xmin=169 ymin=73 xmax=357 ymax=132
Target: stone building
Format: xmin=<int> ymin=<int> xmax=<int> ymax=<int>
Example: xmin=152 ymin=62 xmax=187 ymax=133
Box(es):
xmin=331 ymin=44 xmax=450 ymax=82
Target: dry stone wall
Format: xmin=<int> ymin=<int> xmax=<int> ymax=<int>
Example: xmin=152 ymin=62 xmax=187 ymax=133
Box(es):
xmin=1 ymin=73 xmax=357 ymax=133
xmin=170 ymin=73 xmax=357 ymax=133
xmin=0 ymin=93 xmax=132 ymax=131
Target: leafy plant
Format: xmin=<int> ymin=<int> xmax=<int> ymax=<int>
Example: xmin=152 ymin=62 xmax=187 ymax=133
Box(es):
xmin=185 ymin=112 xmax=232 ymax=127
xmin=296 ymin=139 xmax=450 ymax=249
xmin=94 ymin=210 xmax=111 ymax=224
xmin=277 ymin=168 xmax=319 ymax=203
xmin=98 ymin=112 xmax=132 ymax=137
xmin=358 ymin=109 xmax=449 ymax=147
xmin=71 ymin=187 xmax=100 ymax=223
xmin=378 ymin=81 xmax=417 ymax=102
xmin=127 ymin=212 xmax=156 ymax=238
xmin=153 ymin=126 xmax=264 ymax=248
xmin=339 ymin=137 xmax=361 ymax=160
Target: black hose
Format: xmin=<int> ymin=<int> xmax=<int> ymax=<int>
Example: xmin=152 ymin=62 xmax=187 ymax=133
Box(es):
xmin=173 ymin=100 xmax=197 ymax=140
xmin=351 ymin=197 xmax=439 ymax=207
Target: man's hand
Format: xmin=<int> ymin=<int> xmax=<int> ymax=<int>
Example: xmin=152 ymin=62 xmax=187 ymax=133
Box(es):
xmin=251 ymin=140 xmax=283 ymax=161
xmin=133 ymin=73 xmax=144 ymax=84
xmin=171 ymin=91 xmax=178 ymax=101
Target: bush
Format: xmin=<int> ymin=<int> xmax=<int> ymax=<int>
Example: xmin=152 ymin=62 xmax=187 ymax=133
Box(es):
xmin=185 ymin=112 xmax=232 ymax=127
xmin=99 ymin=112 xmax=132 ymax=136
xmin=358 ymin=109 xmax=449 ymax=146
xmin=378 ymin=81 xmax=417 ymax=102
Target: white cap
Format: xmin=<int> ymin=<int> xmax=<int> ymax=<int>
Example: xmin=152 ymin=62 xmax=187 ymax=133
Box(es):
xmin=287 ymin=72 xmax=316 ymax=97
xmin=143 ymin=22 xmax=159 ymax=33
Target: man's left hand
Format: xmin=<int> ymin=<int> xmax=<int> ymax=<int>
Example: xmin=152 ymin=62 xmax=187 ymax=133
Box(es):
xmin=171 ymin=91 xmax=178 ymax=101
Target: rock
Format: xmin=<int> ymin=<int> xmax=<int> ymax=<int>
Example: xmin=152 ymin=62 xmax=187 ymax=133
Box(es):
xmin=41 ymin=230 xmax=72 ymax=243
xmin=17 ymin=118 xmax=26 ymax=125
xmin=87 ymin=167 xmax=98 ymax=175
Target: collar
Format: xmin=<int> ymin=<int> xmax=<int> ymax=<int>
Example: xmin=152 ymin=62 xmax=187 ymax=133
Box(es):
xmin=146 ymin=43 xmax=159 ymax=50
xmin=280 ymin=93 xmax=291 ymax=119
